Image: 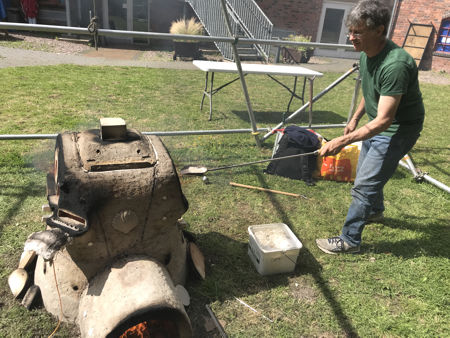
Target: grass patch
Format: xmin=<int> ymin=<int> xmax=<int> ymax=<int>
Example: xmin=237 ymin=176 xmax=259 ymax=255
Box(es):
xmin=0 ymin=64 xmax=449 ymax=337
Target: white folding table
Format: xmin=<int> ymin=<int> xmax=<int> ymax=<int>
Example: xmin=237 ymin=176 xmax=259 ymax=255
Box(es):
xmin=193 ymin=60 xmax=323 ymax=123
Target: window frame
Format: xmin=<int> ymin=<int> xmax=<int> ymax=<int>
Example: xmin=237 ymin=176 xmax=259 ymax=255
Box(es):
xmin=434 ymin=17 xmax=450 ymax=56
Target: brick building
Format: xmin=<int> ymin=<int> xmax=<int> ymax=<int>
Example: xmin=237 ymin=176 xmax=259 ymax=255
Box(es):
xmin=390 ymin=0 xmax=449 ymax=71
xmin=256 ymin=0 xmax=449 ymax=71
xmin=3 ymin=0 xmax=449 ymax=70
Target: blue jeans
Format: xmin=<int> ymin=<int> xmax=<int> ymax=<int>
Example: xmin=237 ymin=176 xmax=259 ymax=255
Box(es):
xmin=340 ymin=133 xmax=420 ymax=246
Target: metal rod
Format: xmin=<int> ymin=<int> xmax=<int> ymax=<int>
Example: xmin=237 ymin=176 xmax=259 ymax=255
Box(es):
xmin=234 ymin=297 xmax=273 ymax=323
xmin=262 ymin=65 xmax=359 ymax=141
xmin=421 ymin=174 xmax=450 ymax=193
xmin=0 ymin=125 xmax=347 ymax=141
xmin=0 ymin=134 xmax=58 ymax=140
xmin=205 ymin=305 xmax=228 ymax=338
xmin=398 ymin=159 xmax=450 ymax=194
xmin=347 ymin=69 xmax=361 ymax=123
xmin=207 ymin=150 xmax=318 ymax=172
xmin=308 ymin=77 xmax=315 ymax=127
xmin=219 ymin=0 xmax=261 ymax=147
xmin=0 ymin=22 xmax=355 ymax=50
xmin=387 ymin=0 xmax=400 ymax=39
xmin=0 ymin=128 xmax=270 ymax=140
xmin=398 ymin=157 xmax=414 ymax=174
xmin=402 ymin=154 xmax=420 ymax=177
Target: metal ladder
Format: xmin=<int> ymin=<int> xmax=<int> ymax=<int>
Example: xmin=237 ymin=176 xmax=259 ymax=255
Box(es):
xmin=185 ymin=0 xmax=273 ymax=62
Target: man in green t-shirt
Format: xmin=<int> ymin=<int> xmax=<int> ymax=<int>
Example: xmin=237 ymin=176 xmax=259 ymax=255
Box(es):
xmin=316 ymin=0 xmax=424 ymax=254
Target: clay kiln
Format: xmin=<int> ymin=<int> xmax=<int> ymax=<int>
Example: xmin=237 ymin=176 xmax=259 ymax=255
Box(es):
xmin=33 ymin=118 xmax=192 ymax=337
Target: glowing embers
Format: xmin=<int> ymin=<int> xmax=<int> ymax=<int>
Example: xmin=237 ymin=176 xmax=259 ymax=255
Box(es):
xmin=119 ymin=320 xmax=179 ymax=338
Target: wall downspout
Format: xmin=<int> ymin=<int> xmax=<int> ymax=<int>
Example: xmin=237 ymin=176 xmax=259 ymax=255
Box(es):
xmin=387 ymin=0 xmax=400 ymax=39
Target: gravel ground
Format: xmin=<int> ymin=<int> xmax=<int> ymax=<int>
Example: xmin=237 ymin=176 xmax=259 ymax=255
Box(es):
xmin=1 ymin=31 xmax=449 ymax=85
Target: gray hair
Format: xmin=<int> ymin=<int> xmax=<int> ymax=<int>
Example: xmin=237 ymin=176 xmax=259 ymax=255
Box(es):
xmin=346 ymin=0 xmax=391 ymax=36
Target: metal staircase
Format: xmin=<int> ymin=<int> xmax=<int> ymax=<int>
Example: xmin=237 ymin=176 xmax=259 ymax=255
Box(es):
xmin=185 ymin=0 xmax=273 ymax=62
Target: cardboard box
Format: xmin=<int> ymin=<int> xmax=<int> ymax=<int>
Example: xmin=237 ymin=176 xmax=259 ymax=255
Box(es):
xmin=248 ymin=223 xmax=302 ymax=276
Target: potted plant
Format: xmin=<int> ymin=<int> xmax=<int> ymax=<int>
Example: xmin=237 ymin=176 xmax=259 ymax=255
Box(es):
xmin=169 ymin=18 xmax=204 ymax=60
xmin=282 ymin=34 xmax=315 ymax=64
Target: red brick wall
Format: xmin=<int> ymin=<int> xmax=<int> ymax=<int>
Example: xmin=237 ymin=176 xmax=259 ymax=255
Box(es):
xmin=255 ymin=0 xmax=449 ymax=71
xmin=391 ymin=0 xmax=450 ymax=71
xmin=255 ymin=0 xmax=324 ymax=39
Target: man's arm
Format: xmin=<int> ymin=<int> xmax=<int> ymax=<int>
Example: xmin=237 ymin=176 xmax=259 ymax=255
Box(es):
xmin=319 ymin=95 xmax=402 ymax=156
xmin=344 ymin=97 xmax=366 ymax=135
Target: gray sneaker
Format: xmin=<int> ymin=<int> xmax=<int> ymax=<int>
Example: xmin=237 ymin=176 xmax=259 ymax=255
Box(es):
xmin=366 ymin=212 xmax=384 ymax=224
xmin=316 ymin=237 xmax=360 ymax=255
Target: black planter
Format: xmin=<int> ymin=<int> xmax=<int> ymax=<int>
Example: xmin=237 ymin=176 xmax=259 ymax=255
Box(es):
xmin=282 ymin=47 xmax=314 ymax=64
xmin=301 ymin=48 xmax=314 ymax=63
xmin=173 ymin=41 xmax=200 ymax=60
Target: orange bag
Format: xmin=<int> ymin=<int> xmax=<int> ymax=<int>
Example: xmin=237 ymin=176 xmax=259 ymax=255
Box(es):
xmin=314 ymin=141 xmax=361 ymax=182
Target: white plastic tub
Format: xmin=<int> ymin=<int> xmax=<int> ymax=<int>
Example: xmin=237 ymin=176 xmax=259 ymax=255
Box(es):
xmin=248 ymin=223 xmax=302 ymax=276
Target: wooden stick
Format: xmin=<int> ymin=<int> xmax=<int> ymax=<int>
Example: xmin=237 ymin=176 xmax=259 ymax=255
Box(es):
xmin=229 ymin=182 xmax=306 ymax=199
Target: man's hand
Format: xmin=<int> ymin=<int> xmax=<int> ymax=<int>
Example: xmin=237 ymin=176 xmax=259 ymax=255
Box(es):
xmin=318 ymin=94 xmax=401 ymax=157
xmin=319 ymin=136 xmax=346 ymax=156
xmin=344 ymin=118 xmax=359 ymax=135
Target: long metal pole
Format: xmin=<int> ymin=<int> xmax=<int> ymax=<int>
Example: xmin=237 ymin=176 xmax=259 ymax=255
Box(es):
xmin=398 ymin=160 xmax=450 ymax=194
xmin=347 ymin=69 xmax=361 ymax=123
xmin=308 ymin=77 xmax=314 ymax=127
xmin=218 ymin=0 xmax=261 ymax=147
xmin=0 ymin=22 xmax=355 ymax=50
xmin=262 ymin=65 xmax=359 ymax=141
xmin=0 ymin=128 xmax=268 ymax=140
xmin=387 ymin=0 xmax=400 ymax=39
xmin=420 ymin=174 xmax=450 ymax=193
xmin=0 ymin=124 xmax=348 ymax=140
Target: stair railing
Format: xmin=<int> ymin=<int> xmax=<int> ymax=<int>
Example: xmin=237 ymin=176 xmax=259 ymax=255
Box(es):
xmin=226 ymin=0 xmax=273 ymax=60
xmin=185 ymin=0 xmax=272 ymax=61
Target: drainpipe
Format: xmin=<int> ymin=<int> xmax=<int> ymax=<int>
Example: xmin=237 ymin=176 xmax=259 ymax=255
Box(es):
xmin=65 ymin=0 xmax=72 ymax=27
xmin=387 ymin=0 xmax=400 ymax=39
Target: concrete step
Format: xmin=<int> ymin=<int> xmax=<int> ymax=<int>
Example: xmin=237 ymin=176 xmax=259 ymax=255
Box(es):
xmin=238 ymin=54 xmax=263 ymax=61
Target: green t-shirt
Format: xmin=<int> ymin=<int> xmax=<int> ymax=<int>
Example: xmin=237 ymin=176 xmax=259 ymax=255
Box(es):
xmin=360 ymin=39 xmax=425 ymax=137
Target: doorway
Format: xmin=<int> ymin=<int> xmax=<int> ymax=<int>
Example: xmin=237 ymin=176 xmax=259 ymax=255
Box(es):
xmin=102 ymin=0 xmax=150 ymax=44
xmin=315 ymin=1 xmax=359 ymax=59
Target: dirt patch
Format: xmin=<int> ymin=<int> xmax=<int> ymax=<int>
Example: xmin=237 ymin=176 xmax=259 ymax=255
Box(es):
xmin=419 ymin=70 xmax=450 ymax=85
xmin=1 ymin=31 xmax=226 ymax=63
xmin=0 ymin=32 xmax=92 ymax=54
xmin=288 ymin=276 xmax=318 ymax=304
xmin=82 ymin=47 xmax=143 ymax=60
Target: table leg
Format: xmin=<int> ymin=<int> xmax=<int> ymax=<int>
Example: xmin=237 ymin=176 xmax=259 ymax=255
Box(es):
xmin=301 ymin=77 xmax=307 ymax=106
xmin=267 ymin=75 xmax=306 ymax=119
xmin=200 ymin=71 xmax=208 ymax=111
xmin=199 ymin=72 xmax=243 ymax=120
xmin=209 ymin=72 xmax=214 ymax=121
xmin=285 ymin=76 xmax=298 ymax=114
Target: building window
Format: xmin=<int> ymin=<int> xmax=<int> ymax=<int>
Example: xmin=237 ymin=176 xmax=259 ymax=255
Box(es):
xmin=435 ymin=18 xmax=450 ymax=53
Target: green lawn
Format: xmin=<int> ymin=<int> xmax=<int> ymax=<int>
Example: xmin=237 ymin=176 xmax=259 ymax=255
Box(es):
xmin=0 ymin=64 xmax=448 ymax=337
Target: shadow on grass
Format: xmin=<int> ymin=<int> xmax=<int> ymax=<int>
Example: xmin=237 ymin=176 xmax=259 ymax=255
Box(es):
xmin=186 ymin=167 xmax=360 ymax=337
xmin=413 ymin=155 xmax=449 ymax=177
xmin=231 ymin=109 xmax=347 ymax=126
xmin=374 ymin=217 xmax=450 ymax=259
xmin=252 ymin=169 xmax=360 ymax=337
xmin=0 ymin=176 xmax=43 ymax=240
xmin=0 ymin=34 xmax=24 ymax=42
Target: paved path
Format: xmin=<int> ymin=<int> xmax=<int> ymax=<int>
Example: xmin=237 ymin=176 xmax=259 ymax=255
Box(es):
xmin=0 ymin=45 xmax=357 ymax=72
xmin=2 ymin=45 xmax=449 ymax=85
xmin=0 ymin=46 xmax=198 ymax=70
